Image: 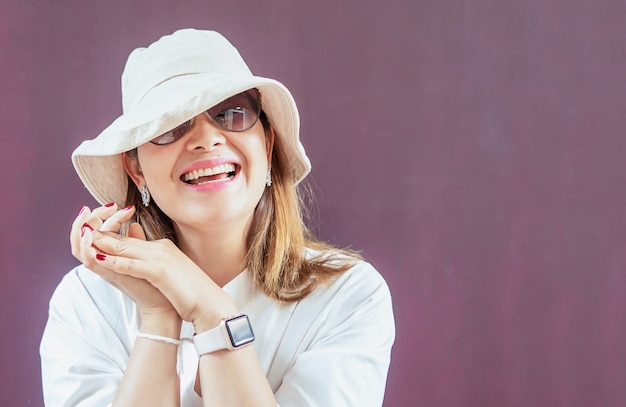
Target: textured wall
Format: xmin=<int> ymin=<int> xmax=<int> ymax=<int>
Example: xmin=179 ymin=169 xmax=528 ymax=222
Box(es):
xmin=1 ymin=0 xmax=625 ymax=405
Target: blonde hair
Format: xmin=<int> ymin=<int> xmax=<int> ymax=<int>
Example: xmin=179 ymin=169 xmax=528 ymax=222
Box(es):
xmin=123 ymin=112 xmax=361 ymax=302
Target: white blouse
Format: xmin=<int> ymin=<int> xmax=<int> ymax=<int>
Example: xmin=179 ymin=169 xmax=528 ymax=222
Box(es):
xmin=40 ymin=257 xmax=395 ymax=406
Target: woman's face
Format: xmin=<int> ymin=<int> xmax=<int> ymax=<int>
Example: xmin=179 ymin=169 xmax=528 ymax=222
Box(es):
xmin=125 ymin=111 xmax=273 ymax=233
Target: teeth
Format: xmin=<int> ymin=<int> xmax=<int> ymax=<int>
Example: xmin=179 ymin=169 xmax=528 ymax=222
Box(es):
xmin=183 ymin=163 xmax=236 ymax=181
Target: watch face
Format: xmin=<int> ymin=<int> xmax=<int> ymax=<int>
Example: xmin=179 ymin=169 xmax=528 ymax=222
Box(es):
xmin=225 ymin=315 xmax=255 ymax=348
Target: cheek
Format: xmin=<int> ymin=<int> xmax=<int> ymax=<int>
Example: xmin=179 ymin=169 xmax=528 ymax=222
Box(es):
xmin=136 ymin=145 xmax=176 ymax=180
xmin=245 ymin=121 xmax=272 ymax=163
xmin=255 ymin=131 xmax=272 ymax=164
xmin=250 ymin=145 xmax=271 ymax=178
xmin=235 ymin=135 xmax=270 ymax=169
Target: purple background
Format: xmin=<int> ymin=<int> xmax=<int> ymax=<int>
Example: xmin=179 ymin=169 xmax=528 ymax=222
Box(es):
xmin=2 ymin=0 xmax=626 ymax=406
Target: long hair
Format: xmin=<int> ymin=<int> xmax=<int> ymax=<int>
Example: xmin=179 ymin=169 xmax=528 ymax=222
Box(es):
xmin=123 ymin=112 xmax=361 ymax=302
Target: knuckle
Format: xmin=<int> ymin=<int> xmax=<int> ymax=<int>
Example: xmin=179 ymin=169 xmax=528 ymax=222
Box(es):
xmin=115 ymin=238 xmax=129 ymax=253
xmin=127 ymin=258 xmax=137 ymax=273
xmin=112 ymin=256 xmax=137 ymax=275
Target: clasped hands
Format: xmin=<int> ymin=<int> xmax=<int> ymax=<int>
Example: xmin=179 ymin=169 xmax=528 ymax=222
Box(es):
xmin=71 ymin=203 xmax=236 ymax=333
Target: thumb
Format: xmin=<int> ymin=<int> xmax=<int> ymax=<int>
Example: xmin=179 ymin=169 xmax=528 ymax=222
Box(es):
xmin=128 ymin=223 xmax=148 ymax=241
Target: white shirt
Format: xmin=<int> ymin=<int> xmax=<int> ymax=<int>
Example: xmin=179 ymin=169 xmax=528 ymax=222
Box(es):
xmin=40 ymin=258 xmax=395 ymax=406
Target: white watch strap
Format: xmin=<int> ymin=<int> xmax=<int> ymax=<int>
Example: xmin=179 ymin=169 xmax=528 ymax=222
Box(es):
xmin=193 ymin=322 xmax=228 ymax=355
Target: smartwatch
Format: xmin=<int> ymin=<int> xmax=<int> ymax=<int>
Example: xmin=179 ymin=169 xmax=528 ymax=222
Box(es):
xmin=193 ymin=314 xmax=255 ymax=355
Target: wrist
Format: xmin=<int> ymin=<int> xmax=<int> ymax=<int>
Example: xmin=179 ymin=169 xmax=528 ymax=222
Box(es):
xmin=192 ymin=307 xmax=238 ymax=334
xmin=193 ymin=314 xmax=255 ymax=355
xmin=139 ymin=311 xmax=182 ymax=338
xmin=189 ymin=291 xmax=238 ymax=333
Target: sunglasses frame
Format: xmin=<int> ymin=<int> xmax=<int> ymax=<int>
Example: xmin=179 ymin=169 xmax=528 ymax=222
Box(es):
xmin=149 ymin=88 xmax=262 ymax=146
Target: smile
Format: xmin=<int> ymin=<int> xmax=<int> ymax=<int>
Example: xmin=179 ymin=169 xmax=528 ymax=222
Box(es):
xmin=181 ymin=163 xmax=237 ymax=185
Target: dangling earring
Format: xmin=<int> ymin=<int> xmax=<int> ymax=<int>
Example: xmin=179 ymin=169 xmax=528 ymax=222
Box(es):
xmin=266 ymin=168 xmax=272 ymax=187
xmin=140 ymin=185 xmax=151 ymax=207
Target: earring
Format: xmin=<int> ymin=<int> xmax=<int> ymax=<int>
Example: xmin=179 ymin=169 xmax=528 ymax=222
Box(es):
xmin=140 ymin=185 xmax=151 ymax=207
xmin=266 ymin=168 xmax=272 ymax=187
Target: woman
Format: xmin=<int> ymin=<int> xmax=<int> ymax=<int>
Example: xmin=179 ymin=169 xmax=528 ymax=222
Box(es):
xmin=40 ymin=28 xmax=394 ymax=406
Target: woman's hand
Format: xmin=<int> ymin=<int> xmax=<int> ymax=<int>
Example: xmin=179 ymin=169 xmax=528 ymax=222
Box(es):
xmin=75 ymin=206 xmax=237 ymax=330
xmin=72 ymin=204 xmax=178 ymax=324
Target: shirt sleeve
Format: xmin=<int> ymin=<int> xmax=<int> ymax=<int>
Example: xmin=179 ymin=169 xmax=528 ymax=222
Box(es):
xmin=274 ymin=262 xmax=395 ymax=407
xmin=40 ymin=267 xmax=134 ymax=407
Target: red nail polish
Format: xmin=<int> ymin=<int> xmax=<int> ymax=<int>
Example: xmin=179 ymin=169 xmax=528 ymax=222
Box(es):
xmin=123 ymin=205 xmax=133 ymax=210
xmin=81 ymin=223 xmax=94 ymax=237
xmin=105 ymin=202 xmax=115 ymax=207
xmin=78 ymin=206 xmax=86 ymax=216
xmin=96 ymin=253 xmax=106 ymax=261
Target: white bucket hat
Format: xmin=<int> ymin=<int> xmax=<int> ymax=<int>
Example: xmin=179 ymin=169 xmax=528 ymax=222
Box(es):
xmin=72 ymin=28 xmax=311 ymax=206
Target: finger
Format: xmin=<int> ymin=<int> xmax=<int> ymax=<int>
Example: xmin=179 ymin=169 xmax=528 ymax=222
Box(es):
xmin=94 ymin=251 xmax=145 ymax=279
xmin=90 ymin=202 xmax=119 ymax=224
xmin=70 ymin=206 xmax=92 ymax=259
xmin=100 ymin=205 xmax=136 ymax=233
xmin=79 ymin=203 xmax=117 ymax=237
xmin=128 ymin=223 xmax=147 ymax=241
xmin=79 ymin=227 xmax=120 ymax=281
xmin=79 ymin=203 xmax=120 ymax=241
xmin=91 ymin=229 xmax=148 ymax=261
xmin=72 ymin=206 xmax=91 ymax=230
xmin=90 ymin=230 xmax=167 ymax=282
xmin=78 ymin=225 xmax=97 ymax=268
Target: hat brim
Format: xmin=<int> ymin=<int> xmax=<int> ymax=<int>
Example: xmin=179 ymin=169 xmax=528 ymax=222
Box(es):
xmin=72 ymin=73 xmax=311 ymax=206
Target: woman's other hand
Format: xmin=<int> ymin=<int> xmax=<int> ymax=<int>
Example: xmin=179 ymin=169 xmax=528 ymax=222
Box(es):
xmin=71 ymin=204 xmax=179 ymax=326
xmin=75 ymin=205 xmax=237 ymax=331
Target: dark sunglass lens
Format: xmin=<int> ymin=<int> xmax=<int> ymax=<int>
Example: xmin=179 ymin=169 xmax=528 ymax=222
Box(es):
xmin=208 ymin=90 xmax=260 ymax=132
xmin=216 ymin=107 xmax=255 ymax=131
xmin=150 ymin=121 xmax=190 ymax=145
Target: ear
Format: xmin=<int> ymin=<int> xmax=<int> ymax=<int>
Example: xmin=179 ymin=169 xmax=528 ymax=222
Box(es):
xmin=122 ymin=151 xmax=144 ymax=188
xmin=265 ymin=125 xmax=275 ymax=164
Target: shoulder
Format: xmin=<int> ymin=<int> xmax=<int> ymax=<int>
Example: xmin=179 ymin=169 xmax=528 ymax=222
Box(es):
xmin=271 ymin=253 xmax=394 ymax=405
xmin=306 ymin=248 xmax=392 ymax=301
xmin=301 ymin=250 xmax=394 ymax=325
xmin=47 ymin=264 xmax=136 ymax=331
xmin=329 ymin=258 xmax=391 ymax=301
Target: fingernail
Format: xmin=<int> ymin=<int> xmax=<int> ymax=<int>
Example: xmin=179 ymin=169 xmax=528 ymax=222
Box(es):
xmin=105 ymin=202 xmax=115 ymax=207
xmin=81 ymin=223 xmax=94 ymax=237
xmin=96 ymin=253 xmax=106 ymax=261
xmin=78 ymin=206 xmax=86 ymax=216
xmin=123 ymin=205 xmax=133 ymax=210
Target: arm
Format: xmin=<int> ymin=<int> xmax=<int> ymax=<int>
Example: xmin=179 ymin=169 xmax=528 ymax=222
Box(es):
xmin=193 ymin=316 xmax=276 ymax=406
xmin=66 ymin=204 xmax=182 ymax=406
xmin=40 ymin=268 xmax=128 ymax=407
xmin=85 ymin=214 xmax=277 ymax=407
xmin=112 ymin=312 xmax=182 ymax=406
xmin=40 ymin=266 xmax=183 ymax=407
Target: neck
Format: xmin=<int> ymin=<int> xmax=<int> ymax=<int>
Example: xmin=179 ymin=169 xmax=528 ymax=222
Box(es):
xmin=174 ymin=219 xmax=250 ymax=287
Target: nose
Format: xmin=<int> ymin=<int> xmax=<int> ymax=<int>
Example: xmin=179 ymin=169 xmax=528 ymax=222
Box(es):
xmin=184 ymin=112 xmax=226 ymax=150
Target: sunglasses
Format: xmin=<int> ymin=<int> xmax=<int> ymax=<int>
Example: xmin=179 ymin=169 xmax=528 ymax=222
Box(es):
xmin=150 ymin=89 xmax=262 ymax=145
